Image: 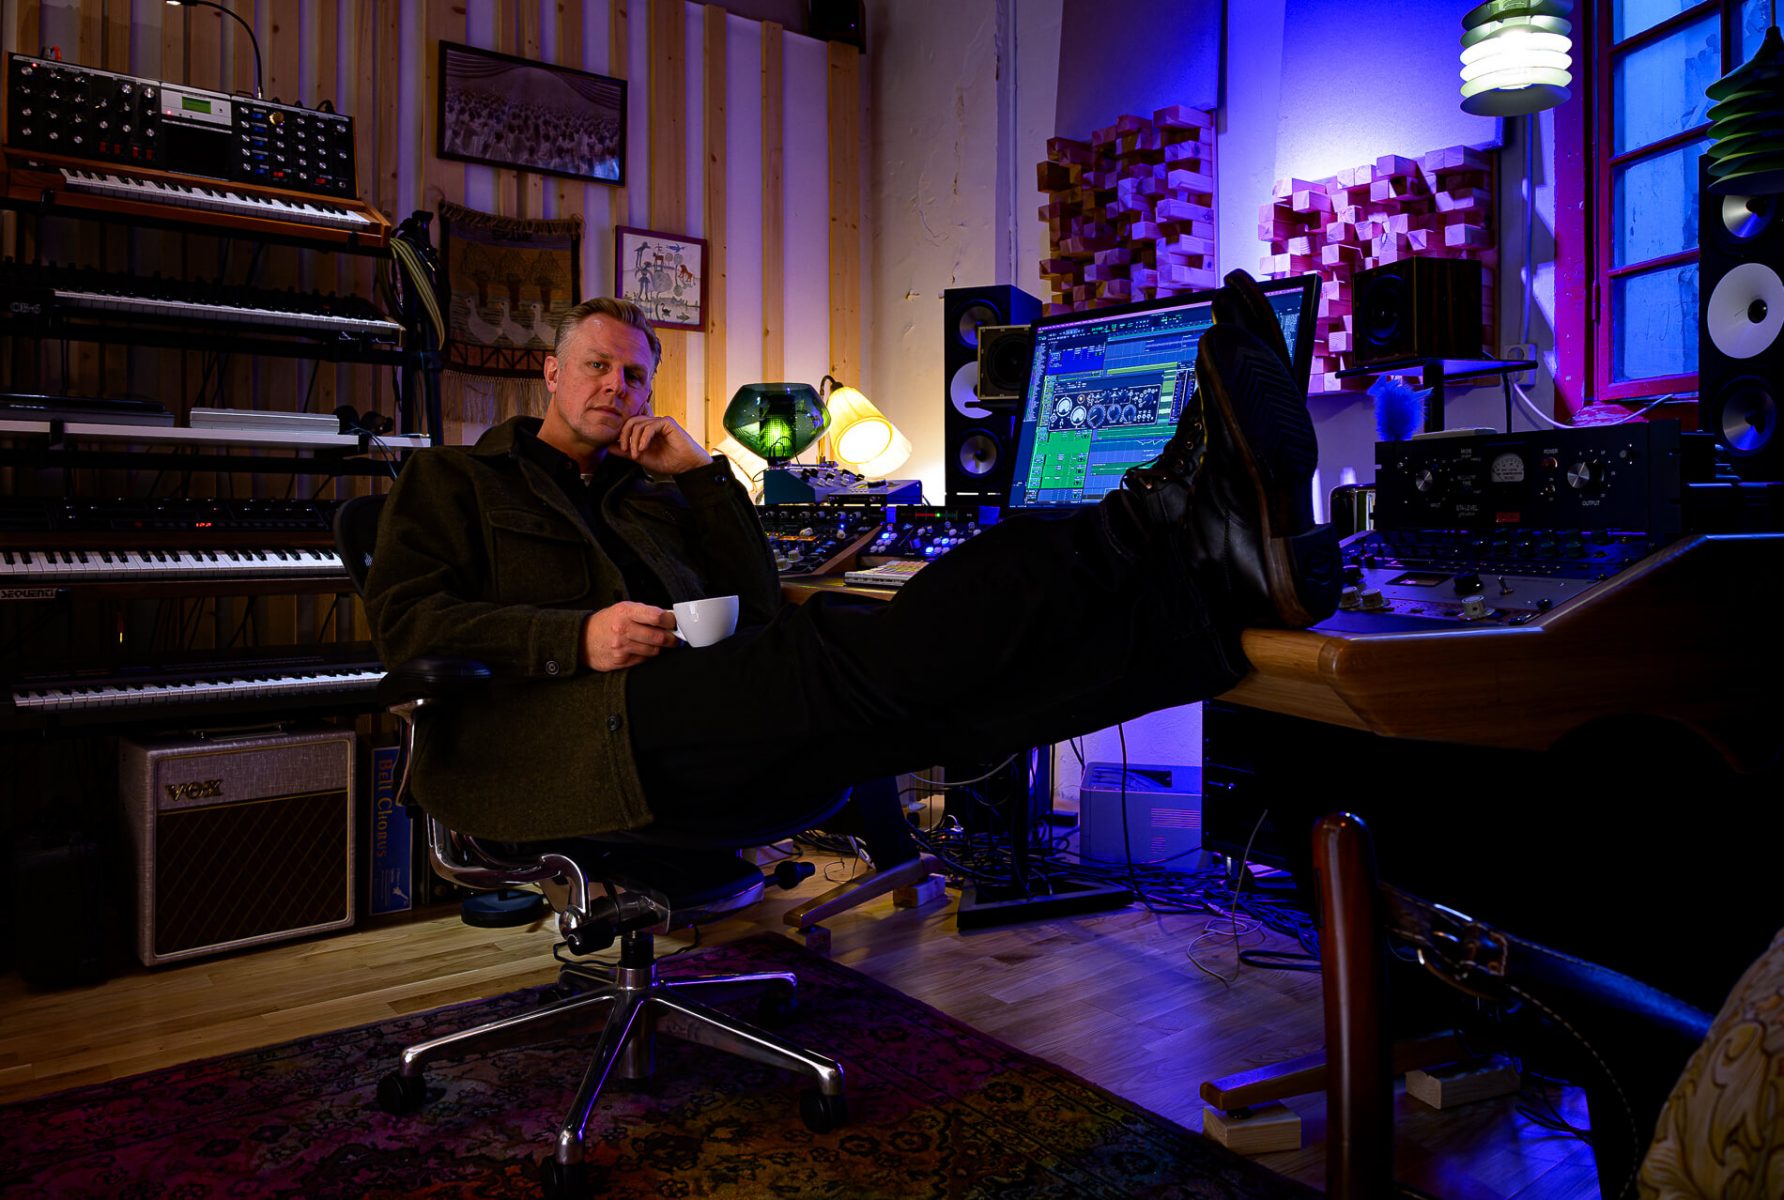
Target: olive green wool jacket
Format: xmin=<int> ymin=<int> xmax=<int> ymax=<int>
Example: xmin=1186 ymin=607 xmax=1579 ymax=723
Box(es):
xmin=364 ymin=417 xmax=781 ymax=840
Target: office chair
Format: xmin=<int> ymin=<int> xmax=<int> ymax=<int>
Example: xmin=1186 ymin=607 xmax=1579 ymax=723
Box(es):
xmin=334 ymin=494 xmax=847 ymax=1200
xmin=1311 ymin=811 xmax=1712 ymax=1200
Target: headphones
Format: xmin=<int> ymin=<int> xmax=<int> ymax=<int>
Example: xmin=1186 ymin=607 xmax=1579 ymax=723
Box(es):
xmin=336 ymin=405 xmax=395 ymax=436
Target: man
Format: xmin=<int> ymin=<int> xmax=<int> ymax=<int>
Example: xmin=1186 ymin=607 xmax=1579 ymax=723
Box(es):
xmin=365 ymin=278 xmax=1337 ymax=842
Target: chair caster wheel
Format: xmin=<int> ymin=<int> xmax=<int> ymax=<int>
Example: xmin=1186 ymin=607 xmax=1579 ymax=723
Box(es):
xmin=376 ymin=1072 xmax=427 ymax=1114
xmin=799 ymin=1089 xmax=847 ymax=1133
xmin=538 ymin=1156 xmax=591 ymax=1198
xmin=755 ymin=990 xmax=799 ymax=1027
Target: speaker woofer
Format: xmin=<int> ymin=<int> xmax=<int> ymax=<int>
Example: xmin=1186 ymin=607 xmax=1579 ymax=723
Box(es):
xmin=977 ymin=324 xmax=1036 ymax=401
xmin=1706 ymin=261 xmax=1784 ymax=359
xmin=1713 ymin=377 xmax=1777 ymax=457
xmin=958 ymin=431 xmax=1001 ymax=476
xmin=956 ymin=301 xmax=1001 ymax=348
xmin=949 ymin=360 xmax=990 ymax=420
xmin=1363 ymin=274 xmax=1409 ymax=347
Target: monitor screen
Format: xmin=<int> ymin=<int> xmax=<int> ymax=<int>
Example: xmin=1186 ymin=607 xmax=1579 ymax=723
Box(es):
xmin=1005 ymin=275 xmax=1319 ymax=510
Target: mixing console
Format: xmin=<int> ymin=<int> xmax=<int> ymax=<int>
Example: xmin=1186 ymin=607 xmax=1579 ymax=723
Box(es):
xmin=858 ymin=507 xmax=998 ymax=565
xmin=1324 ymin=423 xmax=1695 ymax=631
xmin=756 ymin=503 xmax=881 ymax=574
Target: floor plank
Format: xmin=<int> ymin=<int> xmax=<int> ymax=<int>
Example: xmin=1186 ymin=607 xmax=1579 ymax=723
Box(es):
xmin=0 ymin=854 xmax=1598 ymax=1195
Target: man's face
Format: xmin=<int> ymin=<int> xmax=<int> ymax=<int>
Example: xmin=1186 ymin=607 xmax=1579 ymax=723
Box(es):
xmin=540 ymin=314 xmax=657 ymax=460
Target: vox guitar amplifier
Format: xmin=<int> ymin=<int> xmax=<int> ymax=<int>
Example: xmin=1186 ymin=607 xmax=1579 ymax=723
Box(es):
xmin=120 ymin=729 xmax=356 ymax=965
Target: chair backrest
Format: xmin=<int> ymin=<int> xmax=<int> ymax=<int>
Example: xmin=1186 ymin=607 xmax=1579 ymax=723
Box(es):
xmin=332 ymin=492 xmax=388 ymax=598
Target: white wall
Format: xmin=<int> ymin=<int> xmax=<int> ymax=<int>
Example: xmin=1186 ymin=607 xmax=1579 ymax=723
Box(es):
xmin=862 ymin=0 xmax=1004 ymax=501
xmin=858 ymin=0 xmax=1567 ymax=803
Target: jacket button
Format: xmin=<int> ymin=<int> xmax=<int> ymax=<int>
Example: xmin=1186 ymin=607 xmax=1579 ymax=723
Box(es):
xmin=607 ymin=714 xmax=622 ymax=732
xmin=545 ymin=660 xmax=560 ymax=676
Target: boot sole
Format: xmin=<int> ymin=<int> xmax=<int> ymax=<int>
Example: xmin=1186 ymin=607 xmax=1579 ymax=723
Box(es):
xmin=1197 ymin=328 xmax=1339 ymax=627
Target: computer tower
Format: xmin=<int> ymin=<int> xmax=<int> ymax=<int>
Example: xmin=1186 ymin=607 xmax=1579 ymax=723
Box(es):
xmin=1078 ymin=762 xmax=1204 ymax=868
xmin=120 ymin=729 xmax=356 ymax=965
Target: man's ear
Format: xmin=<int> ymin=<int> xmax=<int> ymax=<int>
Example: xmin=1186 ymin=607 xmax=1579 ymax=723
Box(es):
xmin=543 ymin=355 xmax=560 ymax=394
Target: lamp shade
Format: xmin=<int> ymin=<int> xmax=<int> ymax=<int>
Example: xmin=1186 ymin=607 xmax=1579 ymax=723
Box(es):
xmin=721 ymin=383 xmax=827 ymax=466
xmin=711 ymin=434 xmax=768 ymax=494
xmin=823 ymin=385 xmax=912 ymax=478
xmin=1704 ymin=23 xmax=1784 ymax=196
xmin=1458 ymin=0 xmax=1574 ymax=116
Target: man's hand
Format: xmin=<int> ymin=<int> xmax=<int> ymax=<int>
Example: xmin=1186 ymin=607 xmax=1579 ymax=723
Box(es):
xmin=613 ymin=414 xmax=713 ymax=476
xmin=581 ymin=601 xmax=678 ymax=671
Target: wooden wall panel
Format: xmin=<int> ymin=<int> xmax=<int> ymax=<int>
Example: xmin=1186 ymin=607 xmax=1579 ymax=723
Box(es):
xmin=702 ymin=2 xmax=728 ymax=440
xmin=647 ymin=0 xmax=686 ymax=425
xmin=825 ymin=41 xmax=859 ymax=388
xmin=555 ymin=0 xmax=587 ymax=299
xmin=760 ymin=20 xmax=784 ymax=381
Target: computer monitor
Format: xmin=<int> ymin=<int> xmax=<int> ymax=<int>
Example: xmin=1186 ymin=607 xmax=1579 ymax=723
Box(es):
xmin=1005 ymin=274 xmax=1319 ymax=510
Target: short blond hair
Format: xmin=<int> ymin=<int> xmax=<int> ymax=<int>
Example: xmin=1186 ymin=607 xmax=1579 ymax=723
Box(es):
xmin=554 ymin=298 xmax=662 ymax=365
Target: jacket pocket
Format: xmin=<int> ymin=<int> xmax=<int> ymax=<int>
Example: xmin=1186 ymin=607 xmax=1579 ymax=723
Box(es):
xmin=488 ymin=506 xmax=593 ymax=605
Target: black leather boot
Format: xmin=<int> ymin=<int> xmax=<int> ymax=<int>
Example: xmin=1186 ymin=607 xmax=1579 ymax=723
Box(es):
xmin=1212 ymin=268 xmax=1294 ymax=373
xmin=1123 ymin=322 xmax=1339 ymax=628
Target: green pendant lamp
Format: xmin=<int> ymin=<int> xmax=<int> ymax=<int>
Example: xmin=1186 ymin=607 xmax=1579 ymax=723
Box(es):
xmin=1705 ymin=3 xmax=1784 ymax=197
xmin=721 ymin=382 xmax=828 ymax=466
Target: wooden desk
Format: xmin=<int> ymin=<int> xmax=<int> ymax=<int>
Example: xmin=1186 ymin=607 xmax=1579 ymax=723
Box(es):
xmin=1223 ymin=533 xmax=1781 ymax=772
xmin=788 ymin=533 xmax=1783 ymax=773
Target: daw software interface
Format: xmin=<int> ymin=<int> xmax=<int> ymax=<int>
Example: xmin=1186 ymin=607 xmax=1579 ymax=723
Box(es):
xmin=1006 ymin=276 xmax=1316 ymax=510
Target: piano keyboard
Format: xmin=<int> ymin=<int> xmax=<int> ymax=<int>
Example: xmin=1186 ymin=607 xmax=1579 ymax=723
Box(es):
xmin=5 ymin=644 xmax=385 ymax=726
xmin=12 ymin=664 xmax=382 ymax=713
xmin=1 ymin=260 xmax=403 ymax=343
xmin=56 ymin=167 xmax=375 ymax=232
xmin=0 ymin=545 xmax=344 ymax=584
xmin=52 ymin=286 xmax=403 ymax=339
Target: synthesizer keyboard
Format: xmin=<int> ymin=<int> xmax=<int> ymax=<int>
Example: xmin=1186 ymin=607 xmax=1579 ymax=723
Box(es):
xmin=0 ymin=544 xmax=343 ymax=584
xmin=53 ymin=166 xmax=376 ymax=232
xmin=1 ymin=262 xmax=402 ymax=341
xmin=6 ymin=644 xmax=383 ymax=727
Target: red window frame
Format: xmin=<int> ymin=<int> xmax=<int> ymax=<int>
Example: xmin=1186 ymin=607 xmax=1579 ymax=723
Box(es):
xmin=1555 ymin=1 xmax=1753 ymax=420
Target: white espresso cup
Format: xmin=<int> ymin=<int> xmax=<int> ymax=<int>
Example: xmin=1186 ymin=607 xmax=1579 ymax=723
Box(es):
xmin=672 ymin=595 xmax=740 ymax=647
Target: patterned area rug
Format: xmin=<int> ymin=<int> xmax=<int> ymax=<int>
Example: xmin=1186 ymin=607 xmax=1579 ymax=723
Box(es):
xmin=0 ymin=933 xmax=1314 ymax=1198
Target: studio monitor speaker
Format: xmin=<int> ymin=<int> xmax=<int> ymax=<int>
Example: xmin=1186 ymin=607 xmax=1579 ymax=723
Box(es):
xmin=121 ymin=729 xmax=356 ymax=966
xmin=1699 ymin=157 xmax=1782 ymax=479
xmin=1353 ymin=257 xmax=1484 ymax=363
xmin=976 ymin=324 xmax=1037 ymax=403
xmin=944 ymin=284 xmax=1040 ymax=506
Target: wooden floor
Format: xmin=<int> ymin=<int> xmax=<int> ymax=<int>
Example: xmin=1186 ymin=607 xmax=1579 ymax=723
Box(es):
xmin=0 ymin=855 xmax=1599 ymax=1198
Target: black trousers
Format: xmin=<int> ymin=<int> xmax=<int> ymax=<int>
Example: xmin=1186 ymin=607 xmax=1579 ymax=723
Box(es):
xmin=625 ymin=499 xmax=1248 ymax=826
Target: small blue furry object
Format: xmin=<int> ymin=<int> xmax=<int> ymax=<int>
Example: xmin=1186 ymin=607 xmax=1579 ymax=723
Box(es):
xmin=1370 ymin=375 xmax=1430 ymax=441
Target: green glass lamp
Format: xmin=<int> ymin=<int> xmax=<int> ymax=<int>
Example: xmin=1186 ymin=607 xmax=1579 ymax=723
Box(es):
xmin=721 ymin=382 xmax=828 ymax=466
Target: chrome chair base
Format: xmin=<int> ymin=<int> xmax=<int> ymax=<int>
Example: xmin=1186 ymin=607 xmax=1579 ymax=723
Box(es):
xmin=377 ymin=930 xmax=847 ymax=1173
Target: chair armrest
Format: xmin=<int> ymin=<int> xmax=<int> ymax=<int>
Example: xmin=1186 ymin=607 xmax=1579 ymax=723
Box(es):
xmin=376 ymin=655 xmax=493 ymax=706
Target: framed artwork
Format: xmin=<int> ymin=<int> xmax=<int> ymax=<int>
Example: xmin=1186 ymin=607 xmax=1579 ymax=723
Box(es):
xmin=438 ymin=200 xmax=582 ymax=378
xmin=437 ymin=40 xmax=626 ymax=185
xmin=615 ymin=225 xmax=708 ymax=331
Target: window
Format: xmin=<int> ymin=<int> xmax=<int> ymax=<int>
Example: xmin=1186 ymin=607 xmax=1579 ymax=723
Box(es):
xmin=1564 ymin=0 xmax=1771 ymax=409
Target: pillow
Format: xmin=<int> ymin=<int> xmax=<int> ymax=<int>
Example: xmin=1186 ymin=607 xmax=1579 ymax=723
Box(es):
xmin=1640 ymin=927 xmax=1784 ymax=1199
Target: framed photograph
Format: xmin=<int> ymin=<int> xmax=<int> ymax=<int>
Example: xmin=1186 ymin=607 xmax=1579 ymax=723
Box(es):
xmin=615 ymin=225 xmax=708 ymax=331
xmin=437 ymin=40 xmax=626 ymax=185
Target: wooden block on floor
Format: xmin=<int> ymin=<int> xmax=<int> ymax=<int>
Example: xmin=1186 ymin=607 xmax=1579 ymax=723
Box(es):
xmin=892 ymin=874 xmax=947 ymax=909
xmin=797 ymin=923 xmax=833 ymax=956
xmin=1203 ymin=1103 xmax=1302 ymax=1155
xmin=1406 ymin=1060 xmax=1522 ymax=1109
